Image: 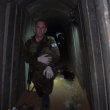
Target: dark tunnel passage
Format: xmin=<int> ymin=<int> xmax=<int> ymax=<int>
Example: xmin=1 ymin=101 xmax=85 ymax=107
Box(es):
xmin=0 ymin=0 xmax=110 ymax=110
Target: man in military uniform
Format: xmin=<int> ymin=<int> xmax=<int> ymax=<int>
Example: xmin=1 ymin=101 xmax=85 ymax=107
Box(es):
xmin=24 ymin=19 xmax=60 ymax=110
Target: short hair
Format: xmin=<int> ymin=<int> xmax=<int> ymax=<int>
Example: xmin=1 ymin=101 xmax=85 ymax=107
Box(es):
xmin=35 ymin=19 xmax=47 ymax=27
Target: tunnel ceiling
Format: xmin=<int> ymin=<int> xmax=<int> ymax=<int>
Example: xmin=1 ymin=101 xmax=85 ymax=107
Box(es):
xmin=18 ymin=0 xmax=79 ymax=22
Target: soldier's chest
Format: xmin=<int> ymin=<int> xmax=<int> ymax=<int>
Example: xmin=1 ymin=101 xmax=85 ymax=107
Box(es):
xmin=29 ymin=42 xmax=39 ymax=53
xmin=29 ymin=39 xmax=52 ymax=54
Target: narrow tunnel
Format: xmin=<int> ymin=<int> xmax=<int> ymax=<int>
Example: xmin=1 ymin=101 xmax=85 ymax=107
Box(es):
xmin=0 ymin=0 xmax=110 ymax=110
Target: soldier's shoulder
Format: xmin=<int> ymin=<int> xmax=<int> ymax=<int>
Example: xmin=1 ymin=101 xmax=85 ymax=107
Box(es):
xmin=25 ymin=37 xmax=34 ymax=46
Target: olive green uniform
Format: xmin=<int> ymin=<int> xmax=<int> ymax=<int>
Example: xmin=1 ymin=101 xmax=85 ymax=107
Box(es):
xmin=24 ymin=35 xmax=60 ymax=96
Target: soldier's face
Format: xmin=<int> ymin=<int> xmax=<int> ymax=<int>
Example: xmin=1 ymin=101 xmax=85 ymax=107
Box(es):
xmin=34 ymin=21 xmax=47 ymax=38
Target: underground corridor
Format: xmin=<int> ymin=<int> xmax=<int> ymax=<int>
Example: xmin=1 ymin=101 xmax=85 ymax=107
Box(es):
xmin=0 ymin=0 xmax=110 ymax=110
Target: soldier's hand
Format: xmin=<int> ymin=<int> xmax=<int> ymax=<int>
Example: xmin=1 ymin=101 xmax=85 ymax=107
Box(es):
xmin=43 ymin=66 xmax=54 ymax=79
xmin=37 ymin=54 xmax=52 ymax=65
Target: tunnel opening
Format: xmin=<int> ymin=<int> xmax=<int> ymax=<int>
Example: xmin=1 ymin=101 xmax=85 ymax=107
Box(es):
xmin=0 ymin=0 xmax=110 ymax=110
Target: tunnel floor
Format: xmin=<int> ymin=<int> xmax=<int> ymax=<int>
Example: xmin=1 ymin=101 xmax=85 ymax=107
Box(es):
xmin=17 ymin=75 xmax=90 ymax=110
xmin=50 ymin=75 xmax=90 ymax=110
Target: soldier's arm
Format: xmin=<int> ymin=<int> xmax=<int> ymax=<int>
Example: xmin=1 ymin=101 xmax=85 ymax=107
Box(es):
xmin=47 ymin=36 xmax=60 ymax=69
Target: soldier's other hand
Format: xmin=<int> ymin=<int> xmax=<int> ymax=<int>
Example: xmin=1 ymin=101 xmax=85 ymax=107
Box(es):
xmin=37 ymin=54 xmax=52 ymax=65
xmin=43 ymin=66 xmax=54 ymax=79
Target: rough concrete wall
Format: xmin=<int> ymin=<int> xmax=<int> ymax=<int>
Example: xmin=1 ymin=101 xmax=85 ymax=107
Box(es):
xmin=22 ymin=12 xmax=34 ymax=42
xmin=0 ymin=2 xmax=25 ymax=110
xmin=0 ymin=2 xmax=7 ymax=110
xmin=69 ymin=25 xmax=83 ymax=85
xmin=80 ymin=0 xmax=110 ymax=110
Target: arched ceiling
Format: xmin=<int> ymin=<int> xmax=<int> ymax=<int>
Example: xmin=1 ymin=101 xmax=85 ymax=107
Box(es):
xmin=18 ymin=0 xmax=79 ymax=22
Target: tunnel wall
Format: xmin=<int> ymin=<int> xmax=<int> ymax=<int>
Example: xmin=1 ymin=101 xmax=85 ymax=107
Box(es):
xmin=80 ymin=0 xmax=110 ymax=110
xmin=21 ymin=10 xmax=35 ymax=88
xmin=0 ymin=1 xmax=25 ymax=110
xmin=68 ymin=24 xmax=84 ymax=86
xmin=22 ymin=12 xmax=34 ymax=42
xmin=0 ymin=1 xmax=7 ymax=110
xmin=65 ymin=6 xmax=90 ymax=89
xmin=67 ymin=17 xmax=93 ymax=108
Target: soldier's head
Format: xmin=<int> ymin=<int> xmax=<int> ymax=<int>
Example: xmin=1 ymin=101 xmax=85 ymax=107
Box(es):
xmin=33 ymin=19 xmax=47 ymax=40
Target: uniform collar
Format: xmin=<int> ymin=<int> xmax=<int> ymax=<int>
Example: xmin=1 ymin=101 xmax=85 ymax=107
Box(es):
xmin=32 ymin=35 xmax=47 ymax=43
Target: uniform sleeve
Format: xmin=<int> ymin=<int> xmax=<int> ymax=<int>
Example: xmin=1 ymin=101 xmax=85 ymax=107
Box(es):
xmin=46 ymin=36 xmax=60 ymax=72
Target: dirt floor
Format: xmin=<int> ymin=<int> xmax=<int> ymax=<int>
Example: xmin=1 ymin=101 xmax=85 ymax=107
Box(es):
xmin=50 ymin=75 xmax=91 ymax=110
xmin=17 ymin=75 xmax=91 ymax=110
